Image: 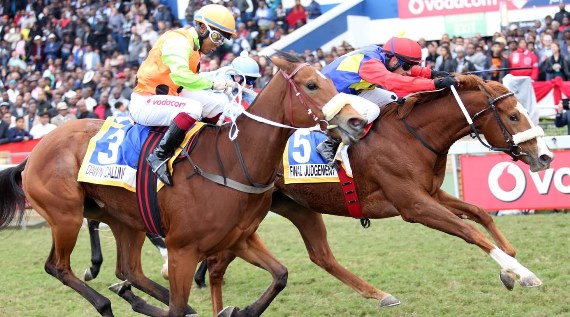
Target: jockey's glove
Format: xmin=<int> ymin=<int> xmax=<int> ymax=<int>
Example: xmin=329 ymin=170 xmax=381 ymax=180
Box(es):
xmin=431 ymin=70 xmax=451 ymax=78
xmin=434 ymin=76 xmax=458 ymax=89
xmin=212 ymin=78 xmax=236 ymax=91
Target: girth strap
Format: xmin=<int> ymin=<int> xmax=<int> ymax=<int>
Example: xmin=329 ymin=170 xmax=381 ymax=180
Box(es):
xmin=189 ymin=165 xmax=274 ymax=194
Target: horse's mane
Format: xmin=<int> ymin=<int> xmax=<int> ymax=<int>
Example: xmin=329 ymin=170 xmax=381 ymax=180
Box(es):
xmin=271 ymin=50 xmax=304 ymax=63
xmin=381 ymin=74 xmax=493 ymax=119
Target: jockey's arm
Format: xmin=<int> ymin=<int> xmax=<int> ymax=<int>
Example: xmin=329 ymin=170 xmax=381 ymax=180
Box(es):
xmin=359 ymin=59 xmax=436 ymax=95
xmin=161 ymin=36 xmax=213 ymax=91
xmin=409 ymin=64 xmax=433 ymax=78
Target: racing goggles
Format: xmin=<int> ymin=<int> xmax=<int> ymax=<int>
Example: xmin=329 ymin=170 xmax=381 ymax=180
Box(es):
xmin=397 ymin=57 xmax=418 ymax=71
xmin=237 ymin=76 xmax=257 ymax=85
xmin=204 ymin=23 xmax=226 ymax=46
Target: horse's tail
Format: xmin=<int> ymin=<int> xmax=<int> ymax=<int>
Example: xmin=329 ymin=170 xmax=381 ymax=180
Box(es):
xmin=0 ymin=159 xmax=28 ymax=229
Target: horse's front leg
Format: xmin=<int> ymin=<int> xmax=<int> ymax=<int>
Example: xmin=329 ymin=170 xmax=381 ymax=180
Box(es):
xmin=222 ymin=232 xmax=287 ymax=317
xmin=206 ymin=251 xmax=237 ymax=315
xmin=272 ymin=194 xmax=400 ymax=308
xmin=436 ymin=189 xmax=516 ymax=257
xmin=167 ymin=245 xmax=200 ymax=316
xmin=395 ymin=189 xmax=541 ymax=290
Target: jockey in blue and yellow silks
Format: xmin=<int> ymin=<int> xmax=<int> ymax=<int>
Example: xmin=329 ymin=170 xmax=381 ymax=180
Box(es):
xmin=317 ymin=37 xmax=458 ymax=165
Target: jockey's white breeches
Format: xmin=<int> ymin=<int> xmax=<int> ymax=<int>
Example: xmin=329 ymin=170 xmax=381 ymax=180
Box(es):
xmin=130 ymin=89 xmax=228 ymax=126
xmin=351 ymin=88 xmax=397 ymax=123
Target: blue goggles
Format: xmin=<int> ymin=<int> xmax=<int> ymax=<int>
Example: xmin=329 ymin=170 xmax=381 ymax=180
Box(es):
xmin=237 ymin=76 xmax=257 ymax=85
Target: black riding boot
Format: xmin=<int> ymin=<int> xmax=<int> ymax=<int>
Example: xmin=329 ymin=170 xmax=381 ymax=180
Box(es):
xmin=316 ymin=136 xmax=341 ymax=169
xmin=146 ymin=122 xmax=187 ymax=186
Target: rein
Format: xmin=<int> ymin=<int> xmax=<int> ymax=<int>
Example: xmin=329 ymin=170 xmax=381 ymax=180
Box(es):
xmin=180 ymin=62 xmax=343 ymax=194
xmin=450 ymin=85 xmax=543 ymax=161
xmin=225 ymin=63 xmax=339 ymax=140
xmin=401 ymin=84 xmax=543 ymax=160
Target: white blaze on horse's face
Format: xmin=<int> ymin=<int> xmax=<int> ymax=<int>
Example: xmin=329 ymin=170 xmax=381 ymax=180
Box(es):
xmin=316 ymin=70 xmax=327 ymax=80
xmin=515 ymin=102 xmax=553 ymax=160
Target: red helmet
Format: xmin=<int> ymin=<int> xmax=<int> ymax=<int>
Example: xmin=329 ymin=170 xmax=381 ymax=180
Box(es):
xmin=383 ymin=37 xmax=423 ymax=64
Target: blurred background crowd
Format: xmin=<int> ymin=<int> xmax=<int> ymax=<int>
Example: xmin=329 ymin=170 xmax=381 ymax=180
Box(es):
xmin=1 ymin=0 xmax=570 ymax=144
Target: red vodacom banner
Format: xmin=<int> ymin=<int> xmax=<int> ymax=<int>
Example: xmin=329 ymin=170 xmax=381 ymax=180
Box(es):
xmin=398 ymin=0 xmax=501 ymax=18
xmin=460 ymin=150 xmax=570 ymax=211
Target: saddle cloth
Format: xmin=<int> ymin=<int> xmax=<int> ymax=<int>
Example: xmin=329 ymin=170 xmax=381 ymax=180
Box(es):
xmin=283 ymin=129 xmax=355 ymax=184
xmin=78 ymin=116 xmax=204 ymax=191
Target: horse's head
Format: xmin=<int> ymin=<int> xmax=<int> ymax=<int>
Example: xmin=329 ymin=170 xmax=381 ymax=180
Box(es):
xmin=269 ymin=51 xmax=366 ymax=144
xmin=457 ymin=75 xmax=553 ymax=172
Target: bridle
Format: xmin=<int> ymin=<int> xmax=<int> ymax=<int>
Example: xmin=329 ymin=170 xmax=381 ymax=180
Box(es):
xmin=402 ymin=84 xmax=544 ymax=161
xmin=453 ymin=84 xmax=543 ymax=161
xmin=182 ymin=62 xmax=345 ymax=194
xmin=280 ymin=62 xmax=331 ymax=131
xmin=227 ymin=62 xmax=342 ymax=140
xmin=468 ymin=91 xmax=523 ymax=160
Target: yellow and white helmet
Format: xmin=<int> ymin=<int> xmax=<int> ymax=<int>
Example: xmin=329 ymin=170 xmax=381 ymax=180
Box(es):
xmin=194 ymin=4 xmax=236 ymax=39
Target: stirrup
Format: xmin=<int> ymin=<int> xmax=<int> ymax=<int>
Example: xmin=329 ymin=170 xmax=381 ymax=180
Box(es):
xmin=147 ymin=155 xmax=173 ymax=186
xmin=327 ymin=160 xmax=340 ymax=171
xmin=149 ymin=157 xmax=168 ymax=174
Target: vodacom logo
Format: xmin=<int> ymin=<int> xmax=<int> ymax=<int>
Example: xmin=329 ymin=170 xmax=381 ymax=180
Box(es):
xmin=408 ymin=0 xmax=499 ymax=16
xmin=488 ymin=162 xmax=570 ymax=202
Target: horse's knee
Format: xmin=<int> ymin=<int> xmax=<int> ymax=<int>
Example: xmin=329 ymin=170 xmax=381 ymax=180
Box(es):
xmin=44 ymin=262 xmax=57 ymax=277
xmin=308 ymin=250 xmax=336 ymax=272
xmin=208 ymin=264 xmax=224 ymax=284
xmin=399 ymin=206 xmax=422 ymax=223
xmin=274 ymin=265 xmax=288 ymax=292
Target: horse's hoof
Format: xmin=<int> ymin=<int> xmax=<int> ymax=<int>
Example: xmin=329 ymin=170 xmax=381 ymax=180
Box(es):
xmin=218 ymin=306 xmax=238 ymax=317
xmin=84 ymin=268 xmax=94 ymax=281
xmin=185 ymin=314 xmax=199 ymax=317
xmin=379 ymin=294 xmax=400 ymax=307
xmin=499 ymin=271 xmax=516 ymax=291
xmin=195 ymin=281 xmax=207 ymax=289
xmin=108 ymin=280 xmax=132 ymax=295
xmin=520 ymin=274 xmax=542 ymax=288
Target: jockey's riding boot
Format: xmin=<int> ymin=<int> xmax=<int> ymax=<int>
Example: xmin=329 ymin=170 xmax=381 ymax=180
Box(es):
xmin=147 ymin=121 xmax=187 ymax=186
xmin=316 ymin=136 xmax=341 ymax=170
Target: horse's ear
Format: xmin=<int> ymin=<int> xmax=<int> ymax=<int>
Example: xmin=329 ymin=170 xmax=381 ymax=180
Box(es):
xmin=269 ymin=55 xmax=292 ymax=73
xmin=477 ymin=82 xmax=493 ymax=99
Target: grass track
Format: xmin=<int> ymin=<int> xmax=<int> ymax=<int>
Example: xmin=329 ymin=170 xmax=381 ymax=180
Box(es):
xmin=0 ymin=213 xmax=569 ymax=317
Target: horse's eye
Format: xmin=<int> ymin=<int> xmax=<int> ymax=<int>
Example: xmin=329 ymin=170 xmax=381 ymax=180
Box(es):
xmin=509 ymin=114 xmax=519 ymax=121
xmin=306 ymin=82 xmax=318 ymax=91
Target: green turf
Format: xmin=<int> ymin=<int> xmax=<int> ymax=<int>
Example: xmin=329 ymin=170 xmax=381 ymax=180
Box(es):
xmin=0 ymin=214 xmax=568 ymax=316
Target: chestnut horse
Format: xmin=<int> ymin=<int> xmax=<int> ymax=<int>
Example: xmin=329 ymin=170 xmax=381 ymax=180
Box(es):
xmin=0 ymin=52 xmax=367 ymax=317
xmin=200 ymin=75 xmax=553 ymax=313
xmin=86 ymin=75 xmax=553 ymax=314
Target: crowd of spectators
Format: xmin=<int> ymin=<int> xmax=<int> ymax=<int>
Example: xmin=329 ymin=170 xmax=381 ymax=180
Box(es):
xmin=1 ymin=0 xmax=570 ymax=145
xmin=0 ymin=0 xmax=324 ymax=144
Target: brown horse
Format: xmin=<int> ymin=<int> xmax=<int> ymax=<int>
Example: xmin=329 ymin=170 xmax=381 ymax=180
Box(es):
xmin=0 ymin=52 xmax=367 ymax=317
xmin=193 ymin=74 xmax=554 ymax=313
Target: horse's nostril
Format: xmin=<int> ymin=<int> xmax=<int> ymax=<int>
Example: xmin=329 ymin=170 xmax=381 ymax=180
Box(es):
xmin=539 ymin=154 xmax=552 ymax=164
xmin=349 ymin=118 xmax=366 ymax=130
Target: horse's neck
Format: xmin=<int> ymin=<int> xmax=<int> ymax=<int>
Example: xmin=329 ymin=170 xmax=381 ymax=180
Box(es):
xmin=410 ymin=91 xmax=485 ymax=152
xmin=230 ymin=75 xmax=293 ymax=182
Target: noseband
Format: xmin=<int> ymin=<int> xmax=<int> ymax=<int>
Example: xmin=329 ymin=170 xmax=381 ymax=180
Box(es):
xmin=281 ymin=63 xmax=330 ymax=131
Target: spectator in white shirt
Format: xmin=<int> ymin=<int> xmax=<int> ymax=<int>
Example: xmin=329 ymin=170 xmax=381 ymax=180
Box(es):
xmin=30 ymin=111 xmax=57 ymax=138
